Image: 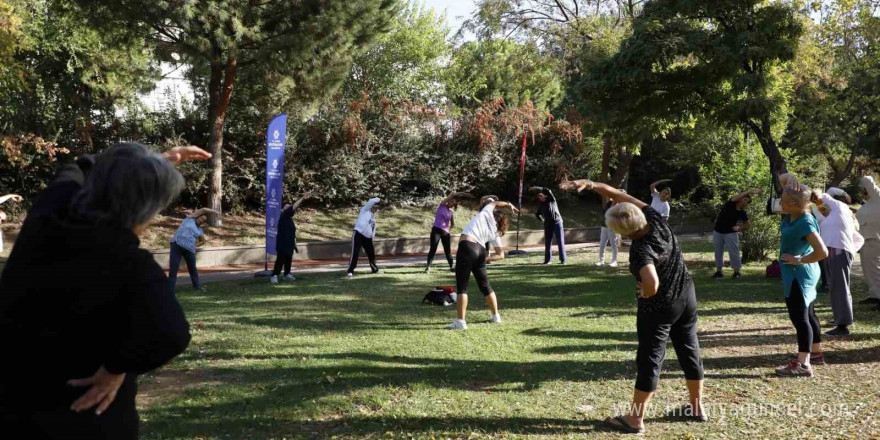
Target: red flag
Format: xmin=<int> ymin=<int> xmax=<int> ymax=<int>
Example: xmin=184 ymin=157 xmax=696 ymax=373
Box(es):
xmin=517 ymin=132 xmax=527 ymax=208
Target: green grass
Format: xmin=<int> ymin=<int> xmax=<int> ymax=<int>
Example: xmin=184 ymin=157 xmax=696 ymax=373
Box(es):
xmin=138 ymin=240 xmax=879 ymax=439
xmin=134 ymin=200 xmax=610 ymax=250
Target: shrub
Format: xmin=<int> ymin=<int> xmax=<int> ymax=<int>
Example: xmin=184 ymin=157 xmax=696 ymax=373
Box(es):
xmin=741 ymin=203 xmax=780 ymax=263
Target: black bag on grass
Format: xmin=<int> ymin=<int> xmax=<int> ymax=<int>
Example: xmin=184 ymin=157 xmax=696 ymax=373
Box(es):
xmin=422 ymin=288 xmax=457 ymax=306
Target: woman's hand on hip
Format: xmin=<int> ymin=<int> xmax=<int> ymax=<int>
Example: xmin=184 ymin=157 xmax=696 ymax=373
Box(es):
xmin=781 ymin=253 xmax=801 ymax=265
xmin=68 ymin=365 xmax=126 ymax=415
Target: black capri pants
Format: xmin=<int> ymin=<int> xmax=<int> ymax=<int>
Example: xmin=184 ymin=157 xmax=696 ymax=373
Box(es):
xmin=786 ymin=281 xmax=821 ymax=353
xmin=635 ymin=280 xmax=704 ymax=392
xmin=455 ymin=240 xmax=492 ymax=296
xmin=427 ymin=226 xmax=454 ymax=268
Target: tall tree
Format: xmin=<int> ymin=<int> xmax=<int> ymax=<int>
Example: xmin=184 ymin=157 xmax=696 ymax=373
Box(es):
xmin=447 ymin=39 xmax=564 ymax=110
xmin=342 ymin=1 xmax=451 ymax=104
xmin=782 ymin=0 xmax=880 ymax=187
xmin=74 ymin=0 xmax=399 ymax=225
xmin=580 ymin=0 xmax=804 ymax=192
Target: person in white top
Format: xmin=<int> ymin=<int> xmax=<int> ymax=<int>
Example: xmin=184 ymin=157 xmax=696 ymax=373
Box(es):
xmin=347 ymin=197 xmax=381 ymax=277
xmin=0 ymin=194 xmax=23 ymax=253
xmin=857 ymin=176 xmax=880 ymax=310
xmin=447 ymin=199 xmax=519 ymax=330
xmin=811 ymin=187 xmax=857 ymax=335
xmin=649 ymin=179 xmax=672 ymax=220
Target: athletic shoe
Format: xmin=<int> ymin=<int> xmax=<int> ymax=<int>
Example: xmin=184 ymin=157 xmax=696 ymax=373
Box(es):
xmin=270 ymin=275 xmax=278 ymax=284
xmin=608 ymin=261 xmax=618 ymax=268
xmin=712 ymin=271 xmax=724 ymax=279
xmin=732 ymin=272 xmax=742 ymax=279
xmin=449 ymin=266 xmax=455 ymax=273
xmin=372 ymin=269 xmax=381 ymax=274
xmin=424 ymin=266 xmax=431 ymax=273
xmin=825 ymin=326 xmax=850 ymax=336
xmin=283 ymin=274 xmax=296 ymax=281
xmin=447 ymin=319 xmax=467 ymax=330
xmin=859 ymin=297 xmax=880 ymax=305
xmin=775 ymin=361 xmax=814 ymax=378
xmin=560 ymin=261 xmax=566 ymax=265
xmin=594 ymin=261 xmax=605 ymax=267
xmin=346 ymin=272 xmax=353 ymax=278
xmin=543 ymin=261 xmax=552 ymax=265
xmin=789 ymin=353 xmax=826 ymax=365
xmin=489 ymin=314 xmax=502 ymax=324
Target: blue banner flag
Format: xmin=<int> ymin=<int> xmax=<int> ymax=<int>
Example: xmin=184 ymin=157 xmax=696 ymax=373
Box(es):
xmin=265 ymin=114 xmax=287 ymax=255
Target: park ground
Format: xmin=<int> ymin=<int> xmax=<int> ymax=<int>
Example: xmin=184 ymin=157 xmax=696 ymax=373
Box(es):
xmin=137 ymin=240 xmax=880 ymax=440
xmin=0 ymin=200 xmax=711 ymax=257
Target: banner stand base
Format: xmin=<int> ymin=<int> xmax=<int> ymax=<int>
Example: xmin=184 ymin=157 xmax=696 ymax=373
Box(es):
xmin=506 ymin=250 xmax=529 ymax=257
xmin=254 ymin=270 xmax=273 ymax=278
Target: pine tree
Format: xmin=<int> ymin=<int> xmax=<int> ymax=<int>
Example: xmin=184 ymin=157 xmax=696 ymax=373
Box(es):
xmin=74 ymin=0 xmax=400 ymax=224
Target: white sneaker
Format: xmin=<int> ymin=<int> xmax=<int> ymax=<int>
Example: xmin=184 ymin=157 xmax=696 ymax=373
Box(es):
xmin=346 ymin=272 xmax=353 ymax=278
xmin=270 ymin=275 xmax=278 ymax=284
xmin=595 ymin=261 xmax=605 ymax=267
xmin=489 ymin=314 xmax=502 ymax=324
xmin=283 ymin=274 xmax=296 ymax=281
xmin=608 ymin=261 xmax=618 ymax=268
xmin=447 ymin=319 xmax=467 ymax=330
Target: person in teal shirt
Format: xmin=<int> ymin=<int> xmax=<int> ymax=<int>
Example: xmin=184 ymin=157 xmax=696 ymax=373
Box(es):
xmin=775 ymin=174 xmax=829 ymax=378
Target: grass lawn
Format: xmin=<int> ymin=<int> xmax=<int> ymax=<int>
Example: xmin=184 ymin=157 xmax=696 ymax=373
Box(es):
xmin=136 ymin=199 xmax=609 ymax=250
xmin=138 ymin=240 xmax=880 ymax=439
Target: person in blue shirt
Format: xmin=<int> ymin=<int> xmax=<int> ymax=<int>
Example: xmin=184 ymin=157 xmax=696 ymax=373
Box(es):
xmin=774 ymin=174 xmax=829 ymax=378
xmin=169 ymin=208 xmax=218 ymax=291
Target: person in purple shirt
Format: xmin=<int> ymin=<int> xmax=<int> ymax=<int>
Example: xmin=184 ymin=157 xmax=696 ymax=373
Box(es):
xmin=425 ymin=192 xmax=472 ymax=273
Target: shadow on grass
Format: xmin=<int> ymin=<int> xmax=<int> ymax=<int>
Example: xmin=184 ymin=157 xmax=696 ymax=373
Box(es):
xmin=142 ymin=345 xmax=880 ymax=437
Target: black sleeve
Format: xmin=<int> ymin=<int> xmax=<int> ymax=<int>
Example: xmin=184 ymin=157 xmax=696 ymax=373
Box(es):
xmin=281 ymin=205 xmax=295 ymax=219
xmin=630 ymin=243 xmax=658 ymax=278
xmin=104 ymin=251 xmax=191 ymax=375
xmin=27 ymin=156 xmax=96 ymax=219
xmin=740 ymin=209 xmax=749 ymax=222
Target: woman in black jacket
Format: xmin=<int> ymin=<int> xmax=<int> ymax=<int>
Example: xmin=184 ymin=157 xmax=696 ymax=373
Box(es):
xmin=0 ymin=143 xmax=209 ymax=439
xmin=271 ymin=192 xmax=311 ymax=284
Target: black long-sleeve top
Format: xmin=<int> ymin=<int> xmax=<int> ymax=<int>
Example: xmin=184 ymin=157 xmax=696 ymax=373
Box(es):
xmin=534 ymin=187 xmax=562 ymax=226
xmin=0 ymin=157 xmax=191 ymax=420
xmin=275 ymin=204 xmax=298 ymax=255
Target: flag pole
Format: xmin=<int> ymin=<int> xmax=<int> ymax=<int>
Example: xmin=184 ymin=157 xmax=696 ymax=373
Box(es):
xmin=508 ymin=131 xmax=529 ymax=257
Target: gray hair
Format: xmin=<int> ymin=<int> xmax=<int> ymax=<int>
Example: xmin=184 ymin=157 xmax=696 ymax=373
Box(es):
xmin=71 ymin=142 xmax=184 ymax=229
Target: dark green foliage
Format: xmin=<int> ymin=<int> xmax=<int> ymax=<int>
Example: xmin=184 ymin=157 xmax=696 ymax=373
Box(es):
xmin=741 ymin=202 xmax=780 ymax=263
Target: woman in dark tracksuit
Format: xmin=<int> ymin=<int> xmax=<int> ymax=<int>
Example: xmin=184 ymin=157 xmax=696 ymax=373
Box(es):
xmin=271 ymin=192 xmax=310 ymax=284
xmin=530 ymin=186 xmax=566 ymax=264
xmin=0 ymin=143 xmax=204 ymax=439
xmin=561 ymin=178 xmax=705 ymax=435
xmin=425 ymin=192 xmax=470 ymax=273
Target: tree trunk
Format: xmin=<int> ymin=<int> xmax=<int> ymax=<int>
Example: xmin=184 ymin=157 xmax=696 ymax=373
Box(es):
xmin=745 ymin=117 xmax=787 ymax=195
xmin=607 ymin=143 xmax=633 ymax=189
xmin=599 ymin=134 xmax=612 ymax=183
xmin=206 ymin=57 xmax=238 ymax=226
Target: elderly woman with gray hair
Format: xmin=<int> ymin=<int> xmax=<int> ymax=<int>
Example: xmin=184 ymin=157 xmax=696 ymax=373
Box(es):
xmin=857 ymin=176 xmax=880 ymax=310
xmin=560 ymin=178 xmax=705 ymax=435
xmin=0 ymin=143 xmax=210 ymax=438
xmin=773 ymin=174 xmax=829 ymax=378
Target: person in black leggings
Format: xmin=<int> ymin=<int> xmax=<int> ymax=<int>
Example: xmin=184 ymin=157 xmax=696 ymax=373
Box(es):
xmin=561 ymin=178 xmax=705 ymax=435
xmin=446 ymin=200 xmax=518 ymax=330
xmin=426 ymin=192 xmax=470 ymax=272
xmin=774 ymin=174 xmax=828 ymax=377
